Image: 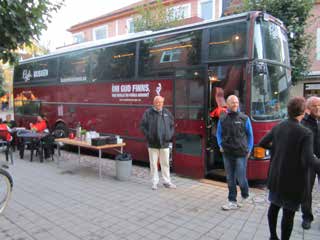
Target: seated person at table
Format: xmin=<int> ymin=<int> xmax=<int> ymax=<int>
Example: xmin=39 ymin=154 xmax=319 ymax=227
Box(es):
xmin=3 ymin=114 xmax=17 ymax=128
xmin=0 ymin=118 xmax=13 ymax=163
xmin=29 ymin=115 xmax=47 ymax=133
xmin=0 ymin=118 xmax=12 ymax=142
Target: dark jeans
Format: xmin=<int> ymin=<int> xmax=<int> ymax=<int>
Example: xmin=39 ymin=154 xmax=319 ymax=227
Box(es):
xmin=268 ymin=203 xmax=295 ymax=240
xmin=222 ymin=153 xmax=249 ymax=202
xmin=301 ymin=169 xmax=317 ymax=222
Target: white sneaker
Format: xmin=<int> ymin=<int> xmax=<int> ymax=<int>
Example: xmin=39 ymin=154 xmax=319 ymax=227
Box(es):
xmin=238 ymin=195 xmax=253 ymax=207
xmin=163 ymin=182 xmax=176 ymax=189
xmin=221 ymin=201 xmax=239 ymax=210
xmin=152 ymin=184 xmax=158 ymax=190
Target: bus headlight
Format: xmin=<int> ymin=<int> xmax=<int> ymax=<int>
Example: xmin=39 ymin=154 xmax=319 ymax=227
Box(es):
xmin=253 ymin=146 xmax=270 ymax=159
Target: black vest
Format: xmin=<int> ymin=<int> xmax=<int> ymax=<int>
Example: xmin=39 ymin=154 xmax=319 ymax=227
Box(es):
xmin=220 ymin=112 xmax=248 ymax=157
xmin=301 ymin=114 xmax=320 ymax=158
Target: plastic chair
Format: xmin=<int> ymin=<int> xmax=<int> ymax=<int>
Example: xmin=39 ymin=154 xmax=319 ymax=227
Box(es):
xmin=0 ymin=130 xmax=13 ymax=165
xmin=16 ymin=130 xmax=42 ymax=162
xmin=41 ymin=133 xmax=55 ymax=161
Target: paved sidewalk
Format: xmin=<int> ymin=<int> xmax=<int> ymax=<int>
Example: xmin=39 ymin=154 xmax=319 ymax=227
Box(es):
xmin=0 ymin=150 xmax=319 ymax=240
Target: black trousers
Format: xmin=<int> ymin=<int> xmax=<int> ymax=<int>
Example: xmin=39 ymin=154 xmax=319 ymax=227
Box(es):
xmin=268 ymin=203 xmax=295 ymax=240
xmin=301 ymin=169 xmax=317 ymax=222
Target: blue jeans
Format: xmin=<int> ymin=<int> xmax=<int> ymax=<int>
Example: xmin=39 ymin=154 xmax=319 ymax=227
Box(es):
xmin=222 ymin=153 xmax=249 ymax=202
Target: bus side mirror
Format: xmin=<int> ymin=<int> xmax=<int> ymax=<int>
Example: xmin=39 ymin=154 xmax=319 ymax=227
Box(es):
xmin=254 ymin=63 xmax=267 ymax=76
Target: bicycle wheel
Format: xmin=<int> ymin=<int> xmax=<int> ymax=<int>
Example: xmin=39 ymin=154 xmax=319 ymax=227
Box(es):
xmin=0 ymin=169 xmax=13 ymax=213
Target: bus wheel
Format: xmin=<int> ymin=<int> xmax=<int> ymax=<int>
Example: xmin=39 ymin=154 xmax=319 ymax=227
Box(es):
xmin=53 ymin=123 xmax=68 ymax=138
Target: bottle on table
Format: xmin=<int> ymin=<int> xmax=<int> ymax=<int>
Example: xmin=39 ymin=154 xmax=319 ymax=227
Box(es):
xmin=76 ymin=122 xmax=81 ymax=140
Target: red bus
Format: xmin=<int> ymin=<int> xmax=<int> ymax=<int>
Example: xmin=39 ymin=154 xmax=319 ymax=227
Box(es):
xmin=13 ymin=11 xmax=291 ymax=179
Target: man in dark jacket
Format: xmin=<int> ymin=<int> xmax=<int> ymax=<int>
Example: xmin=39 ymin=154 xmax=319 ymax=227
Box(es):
xmin=301 ymin=96 xmax=320 ymax=230
xmin=216 ymin=95 xmax=253 ymax=210
xmin=259 ymin=97 xmax=320 ymax=240
xmin=141 ymin=96 xmax=175 ymax=190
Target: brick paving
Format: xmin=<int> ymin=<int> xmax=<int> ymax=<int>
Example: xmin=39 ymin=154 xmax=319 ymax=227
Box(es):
xmin=0 ymin=148 xmax=319 ymax=240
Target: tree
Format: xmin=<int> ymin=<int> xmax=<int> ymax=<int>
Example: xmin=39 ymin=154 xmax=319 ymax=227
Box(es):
xmin=0 ymin=66 xmax=6 ymax=97
xmin=240 ymin=0 xmax=314 ymax=85
xmin=22 ymin=39 xmax=50 ymax=58
xmin=0 ymin=0 xmax=63 ymax=64
xmin=133 ymin=0 xmax=182 ymax=32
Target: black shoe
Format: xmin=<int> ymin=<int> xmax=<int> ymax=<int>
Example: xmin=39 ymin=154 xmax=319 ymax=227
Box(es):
xmin=302 ymin=220 xmax=311 ymax=230
xmin=269 ymin=236 xmax=279 ymax=240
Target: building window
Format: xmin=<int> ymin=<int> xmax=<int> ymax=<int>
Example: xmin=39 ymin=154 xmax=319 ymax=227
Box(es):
xmin=317 ymin=28 xmax=320 ymax=60
xmin=160 ymin=49 xmax=182 ymax=63
xmin=199 ymin=0 xmax=213 ymax=20
xmin=304 ymin=83 xmax=320 ymax=98
xmin=169 ymin=4 xmax=191 ymax=20
xmin=73 ymin=32 xmax=85 ymax=44
xmin=93 ymin=25 xmax=107 ymax=40
xmin=115 ymin=20 xmax=119 ymax=36
xmin=127 ymin=18 xmax=135 ymax=33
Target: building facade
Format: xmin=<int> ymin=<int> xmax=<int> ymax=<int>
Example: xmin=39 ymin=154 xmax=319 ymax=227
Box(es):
xmin=291 ymin=1 xmax=320 ymax=98
xmin=67 ymin=0 xmax=225 ymax=45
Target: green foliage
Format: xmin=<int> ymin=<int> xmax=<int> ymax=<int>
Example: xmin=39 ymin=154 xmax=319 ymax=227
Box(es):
xmin=23 ymin=39 xmax=50 ymax=57
xmin=241 ymin=0 xmax=314 ymax=84
xmin=133 ymin=0 xmax=182 ymax=32
xmin=0 ymin=0 xmax=63 ymax=64
xmin=0 ymin=66 xmax=5 ymax=97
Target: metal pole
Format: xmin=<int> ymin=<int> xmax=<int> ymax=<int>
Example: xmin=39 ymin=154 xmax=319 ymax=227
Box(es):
xmin=99 ymin=149 xmax=102 ymax=179
xmin=57 ymin=143 xmax=60 ymax=167
xmin=78 ymin=146 xmax=80 ymax=165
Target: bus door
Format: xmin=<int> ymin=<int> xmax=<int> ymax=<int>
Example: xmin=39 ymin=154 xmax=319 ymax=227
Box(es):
xmin=205 ymin=63 xmax=246 ymax=178
xmin=173 ymin=67 xmax=206 ymax=178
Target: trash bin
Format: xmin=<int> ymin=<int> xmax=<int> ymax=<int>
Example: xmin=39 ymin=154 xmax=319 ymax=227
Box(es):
xmin=115 ymin=153 xmax=132 ymax=181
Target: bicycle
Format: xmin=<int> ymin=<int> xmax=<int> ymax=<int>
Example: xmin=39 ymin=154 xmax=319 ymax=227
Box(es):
xmin=0 ymin=167 xmax=13 ymax=213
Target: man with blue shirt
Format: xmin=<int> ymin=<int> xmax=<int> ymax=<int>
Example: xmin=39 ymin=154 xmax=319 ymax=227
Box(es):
xmin=216 ymin=95 xmax=253 ymax=210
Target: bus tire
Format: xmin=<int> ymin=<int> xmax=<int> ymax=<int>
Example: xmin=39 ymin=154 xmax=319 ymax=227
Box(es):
xmin=53 ymin=123 xmax=68 ymax=138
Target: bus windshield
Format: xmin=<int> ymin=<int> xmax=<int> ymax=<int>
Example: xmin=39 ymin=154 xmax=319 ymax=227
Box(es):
xmin=254 ymin=19 xmax=290 ymax=65
xmin=251 ymin=63 xmax=290 ymax=121
xmin=251 ymin=18 xmax=291 ymax=121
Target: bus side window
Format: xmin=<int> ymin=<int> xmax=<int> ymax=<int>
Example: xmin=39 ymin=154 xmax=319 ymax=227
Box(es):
xmin=60 ymin=51 xmax=90 ymax=82
xmin=208 ymin=21 xmax=248 ymax=60
xmin=139 ymin=30 xmax=202 ymax=78
xmin=91 ymin=43 xmax=135 ymax=81
xmin=175 ymin=69 xmax=205 ymax=120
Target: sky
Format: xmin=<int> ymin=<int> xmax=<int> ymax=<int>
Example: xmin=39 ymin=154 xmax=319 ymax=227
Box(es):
xmin=40 ymin=0 xmax=141 ymax=51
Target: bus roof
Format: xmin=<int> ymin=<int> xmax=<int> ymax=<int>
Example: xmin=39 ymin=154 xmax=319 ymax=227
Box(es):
xmin=20 ymin=11 xmax=281 ymax=63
